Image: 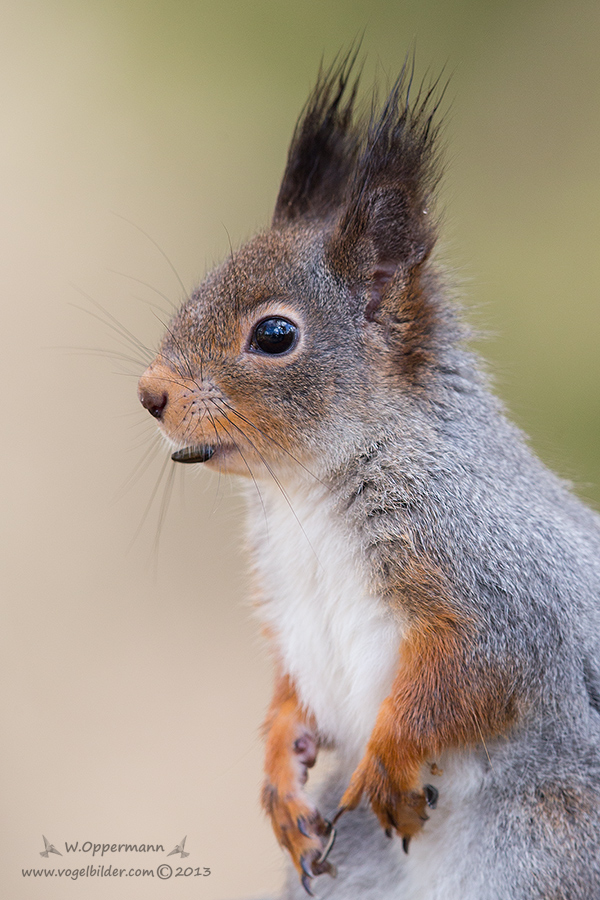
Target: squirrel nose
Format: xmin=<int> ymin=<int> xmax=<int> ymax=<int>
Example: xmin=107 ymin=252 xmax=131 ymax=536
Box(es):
xmin=139 ymin=387 xmax=168 ymax=419
xmin=138 ymin=367 xmax=169 ymax=420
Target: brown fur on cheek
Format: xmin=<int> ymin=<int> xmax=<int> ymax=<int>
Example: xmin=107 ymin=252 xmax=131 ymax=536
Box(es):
xmin=213 ymin=382 xmax=301 ymax=463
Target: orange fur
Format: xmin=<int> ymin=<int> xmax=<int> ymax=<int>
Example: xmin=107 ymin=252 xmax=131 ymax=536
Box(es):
xmin=342 ymin=556 xmax=519 ymax=840
xmin=261 ymin=669 xmax=335 ymax=881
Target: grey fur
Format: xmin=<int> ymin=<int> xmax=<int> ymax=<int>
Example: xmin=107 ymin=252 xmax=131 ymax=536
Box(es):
xmin=275 ymin=312 xmax=600 ymax=898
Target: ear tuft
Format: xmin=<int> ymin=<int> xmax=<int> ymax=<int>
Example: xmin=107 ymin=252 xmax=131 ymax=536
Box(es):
xmin=272 ymin=48 xmax=362 ymax=227
xmin=329 ymin=60 xmax=446 ymax=280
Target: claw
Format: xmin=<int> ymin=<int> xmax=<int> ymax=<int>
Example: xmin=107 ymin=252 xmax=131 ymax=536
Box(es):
xmin=402 ymin=836 xmax=411 ymax=854
xmin=294 ymin=736 xmax=309 ymax=753
xmin=316 ymin=822 xmax=336 ymax=865
xmin=385 ymin=827 xmax=393 ymax=839
xmin=424 ymin=784 xmax=439 ymax=809
xmin=297 ymin=817 xmax=310 ymax=838
xmin=300 ymin=854 xmax=312 ymax=878
xmin=301 ymin=873 xmax=314 ymax=896
xmin=332 ymin=805 xmax=346 ymax=825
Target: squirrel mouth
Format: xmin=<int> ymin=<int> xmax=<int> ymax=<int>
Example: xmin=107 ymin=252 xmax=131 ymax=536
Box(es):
xmin=171 ymin=445 xmax=215 ymax=464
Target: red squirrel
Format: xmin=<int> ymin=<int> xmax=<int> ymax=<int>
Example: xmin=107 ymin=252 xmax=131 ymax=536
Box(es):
xmin=137 ymin=55 xmax=600 ymax=899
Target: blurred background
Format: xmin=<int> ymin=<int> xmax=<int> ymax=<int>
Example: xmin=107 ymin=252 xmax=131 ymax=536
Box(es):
xmin=1 ymin=1 xmax=599 ymax=898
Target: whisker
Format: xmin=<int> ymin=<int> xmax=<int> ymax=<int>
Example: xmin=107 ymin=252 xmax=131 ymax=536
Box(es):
xmin=204 ymin=407 xmax=228 ymax=513
xmin=116 ymin=432 xmax=164 ymax=498
xmin=69 ymin=293 xmax=155 ymax=364
xmin=210 ymin=401 xmax=321 ymax=568
xmin=214 ymin=396 xmax=327 ymax=489
xmin=151 ymin=314 xmax=198 ymax=383
xmin=119 ymin=410 xmax=157 ymax=421
xmin=139 ymin=368 xmax=198 ymax=395
xmin=127 ymin=450 xmax=172 ymax=552
xmin=153 ymin=459 xmax=177 ymax=557
xmin=54 ymin=346 xmax=150 ymax=370
xmin=73 ymin=316 xmax=153 ymax=367
xmin=107 ymin=268 xmax=178 ymax=315
xmin=128 ymin=430 xmax=166 ymax=453
xmin=213 ymin=410 xmax=269 ymax=536
xmin=111 ymin=212 xmax=188 ymax=299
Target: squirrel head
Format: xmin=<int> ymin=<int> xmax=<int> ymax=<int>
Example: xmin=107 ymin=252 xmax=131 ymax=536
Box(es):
xmin=138 ymin=54 xmax=450 ymax=479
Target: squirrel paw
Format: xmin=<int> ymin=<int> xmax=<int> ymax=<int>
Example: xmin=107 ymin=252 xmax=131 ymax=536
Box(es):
xmin=338 ymin=753 xmax=433 ymax=847
xmin=262 ymin=783 xmax=337 ymax=893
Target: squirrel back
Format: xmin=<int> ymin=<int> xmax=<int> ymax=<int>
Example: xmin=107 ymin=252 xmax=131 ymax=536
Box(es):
xmin=138 ymin=55 xmax=600 ymax=898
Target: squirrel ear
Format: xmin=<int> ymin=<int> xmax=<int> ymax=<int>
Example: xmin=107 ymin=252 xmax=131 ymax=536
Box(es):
xmin=326 ymin=67 xmax=444 ymax=301
xmin=272 ymin=50 xmax=361 ymax=227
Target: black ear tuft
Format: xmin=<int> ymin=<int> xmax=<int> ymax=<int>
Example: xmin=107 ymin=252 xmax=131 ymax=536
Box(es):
xmin=328 ymin=60 xmax=446 ymax=281
xmin=272 ymin=49 xmax=362 ymax=227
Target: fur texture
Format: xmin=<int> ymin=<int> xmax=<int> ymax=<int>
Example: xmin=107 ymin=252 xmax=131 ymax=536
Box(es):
xmin=138 ymin=57 xmax=600 ymax=898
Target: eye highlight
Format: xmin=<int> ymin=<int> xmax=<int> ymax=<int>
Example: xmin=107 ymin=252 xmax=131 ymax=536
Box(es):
xmin=250 ymin=317 xmax=298 ymax=355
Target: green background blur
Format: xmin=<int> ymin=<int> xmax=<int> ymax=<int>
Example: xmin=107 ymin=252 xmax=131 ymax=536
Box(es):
xmin=1 ymin=2 xmax=598 ymax=899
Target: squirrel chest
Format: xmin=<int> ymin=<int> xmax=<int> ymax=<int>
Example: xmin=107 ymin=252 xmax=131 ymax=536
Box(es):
xmin=247 ymin=479 xmax=401 ymax=763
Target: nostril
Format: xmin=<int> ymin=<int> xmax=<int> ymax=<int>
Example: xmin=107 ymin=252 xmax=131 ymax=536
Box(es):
xmin=139 ymin=388 xmax=168 ymax=420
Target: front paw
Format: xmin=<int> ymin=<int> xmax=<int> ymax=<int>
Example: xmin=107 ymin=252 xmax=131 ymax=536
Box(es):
xmin=262 ymin=782 xmax=336 ymax=894
xmin=339 ymin=753 xmax=431 ymax=848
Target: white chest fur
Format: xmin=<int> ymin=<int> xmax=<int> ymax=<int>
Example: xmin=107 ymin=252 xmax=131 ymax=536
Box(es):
xmin=246 ymin=478 xmax=401 ymax=763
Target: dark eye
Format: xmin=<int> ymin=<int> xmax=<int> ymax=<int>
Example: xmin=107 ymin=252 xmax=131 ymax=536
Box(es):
xmin=251 ymin=317 xmax=298 ymax=355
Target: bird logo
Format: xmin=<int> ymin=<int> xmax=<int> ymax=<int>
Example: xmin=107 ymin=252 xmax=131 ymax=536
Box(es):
xmin=40 ymin=835 xmax=62 ymax=858
xmin=167 ymin=836 xmax=189 ymax=858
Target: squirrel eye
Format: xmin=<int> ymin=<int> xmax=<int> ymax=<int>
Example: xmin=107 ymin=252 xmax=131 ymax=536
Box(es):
xmin=251 ymin=317 xmax=297 ymax=355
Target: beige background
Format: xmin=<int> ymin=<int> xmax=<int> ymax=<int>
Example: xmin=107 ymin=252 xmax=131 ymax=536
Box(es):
xmin=1 ymin=1 xmax=599 ymax=898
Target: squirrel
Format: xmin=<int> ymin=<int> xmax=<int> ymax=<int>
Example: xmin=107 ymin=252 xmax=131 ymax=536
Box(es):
xmin=137 ymin=54 xmax=600 ymax=899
